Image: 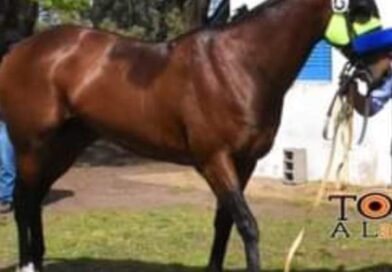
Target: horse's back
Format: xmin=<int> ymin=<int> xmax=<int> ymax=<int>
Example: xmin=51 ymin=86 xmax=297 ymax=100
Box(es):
xmin=0 ymin=24 xmax=195 ymax=160
xmin=0 ymin=23 xmax=252 ymax=163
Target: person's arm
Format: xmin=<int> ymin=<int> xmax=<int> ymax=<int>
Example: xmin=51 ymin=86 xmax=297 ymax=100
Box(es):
xmin=351 ymin=76 xmax=392 ymax=116
xmin=368 ymin=76 xmax=392 ymax=113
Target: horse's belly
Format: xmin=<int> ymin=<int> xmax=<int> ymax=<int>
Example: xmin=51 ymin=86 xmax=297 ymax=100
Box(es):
xmin=71 ymin=86 xmax=191 ymax=164
xmin=90 ymin=116 xmax=192 ymax=164
xmin=112 ymin=136 xmax=192 ymax=165
xmin=247 ymin=127 xmax=280 ymax=159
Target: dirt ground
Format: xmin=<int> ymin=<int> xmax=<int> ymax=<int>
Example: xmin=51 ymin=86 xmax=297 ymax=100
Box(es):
xmin=1 ymin=160 xmax=338 ymax=220
xmin=1 ymin=157 xmax=390 ymax=222
xmin=0 ymin=141 xmax=375 ymax=218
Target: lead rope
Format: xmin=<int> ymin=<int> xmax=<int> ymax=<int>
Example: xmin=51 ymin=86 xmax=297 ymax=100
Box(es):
xmin=354 ymin=65 xmax=374 ymax=145
xmin=284 ymin=73 xmax=356 ymax=272
xmin=334 ymin=91 xmax=354 ymax=190
xmin=284 ymin=109 xmax=343 ymax=272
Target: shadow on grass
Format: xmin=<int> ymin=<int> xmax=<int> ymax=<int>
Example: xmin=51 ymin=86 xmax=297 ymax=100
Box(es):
xmin=0 ymin=190 xmax=73 ymax=224
xmin=0 ymin=190 xmax=73 ymax=222
xmin=77 ymin=141 xmax=151 ymax=167
xmin=43 ymin=189 xmax=74 ymax=206
xmin=1 ymin=259 xmax=391 ymax=272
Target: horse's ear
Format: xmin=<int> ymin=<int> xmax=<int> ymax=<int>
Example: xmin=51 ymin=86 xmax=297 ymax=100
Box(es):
xmin=350 ymin=0 xmax=380 ymax=19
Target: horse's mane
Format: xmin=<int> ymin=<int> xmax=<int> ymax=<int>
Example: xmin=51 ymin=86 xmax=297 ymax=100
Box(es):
xmin=172 ymin=0 xmax=287 ymax=42
xmin=231 ymin=0 xmax=287 ymax=23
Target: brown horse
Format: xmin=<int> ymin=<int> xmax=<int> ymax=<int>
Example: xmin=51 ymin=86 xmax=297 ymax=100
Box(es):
xmin=0 ymin=0 xmax=390 ymax=271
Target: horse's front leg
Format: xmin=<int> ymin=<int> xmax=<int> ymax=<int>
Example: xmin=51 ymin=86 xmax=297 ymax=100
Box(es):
xmin=13 ymin=119 xmax=98 ymax=272
xmin=208 ymin=203 xmax=232 ymax=272
xmin=14 ymin=180 xmax=46 ymax=272
xmin=13 ymin=152 xmax=44 ymax=272
xmin=13 ymin=180 xmax=31 ymax=272
xmin=201 ymin=152 xmax=260 ymax=272
xmin=207 ymin=160 xmax=257 ymax=272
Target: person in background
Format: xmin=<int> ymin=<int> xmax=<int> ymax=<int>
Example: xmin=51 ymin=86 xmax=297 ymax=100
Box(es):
xmin=352 ymin=72 xmax=392 ymax=116
xmin=351 ymin=52 xmax=391 ymax=155
xmin=350 ymin=28 xmax=392 ymax=116
xmin=0 ymin=118 xmax=16 ymax=214
xmin=205 ymin=0 xmax=269 ymax=26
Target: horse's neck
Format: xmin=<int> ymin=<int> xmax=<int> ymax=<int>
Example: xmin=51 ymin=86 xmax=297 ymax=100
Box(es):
xmin=222 ymin=0 xmax=331 ymax=94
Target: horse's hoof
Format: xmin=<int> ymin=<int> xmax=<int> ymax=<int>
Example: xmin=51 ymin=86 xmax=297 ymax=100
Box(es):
xmin=206 ymin=265 xmax=223 ymax=272
xmin=16 ymin=263 xmax=35 ymax=272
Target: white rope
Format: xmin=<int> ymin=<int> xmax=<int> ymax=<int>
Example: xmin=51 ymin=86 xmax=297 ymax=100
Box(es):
xmin=284 ymin=93 xmax=354 ymax=272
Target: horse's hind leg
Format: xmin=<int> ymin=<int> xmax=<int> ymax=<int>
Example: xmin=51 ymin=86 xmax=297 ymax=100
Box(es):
xmin=14 ymin=118 xmax=97 ymax=272
xmin=200 ymin=153 xmax=260 ymax=272
xmin=14 ymin=173 xmax=35 ymax=272
xmin=207 ymin=160 xmax=256 ymax=272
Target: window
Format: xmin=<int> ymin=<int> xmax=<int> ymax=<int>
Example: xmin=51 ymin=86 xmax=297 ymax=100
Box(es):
xmin=298 ymin=41 xmax=332 ymax=81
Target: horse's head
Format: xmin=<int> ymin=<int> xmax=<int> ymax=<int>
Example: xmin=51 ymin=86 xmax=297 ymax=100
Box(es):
xmin=325 ymin=0 xmax=391 ymax=88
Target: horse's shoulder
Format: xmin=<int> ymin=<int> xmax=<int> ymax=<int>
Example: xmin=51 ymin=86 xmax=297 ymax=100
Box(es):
xmin=107 ymin=38 xmax=174 ymax=86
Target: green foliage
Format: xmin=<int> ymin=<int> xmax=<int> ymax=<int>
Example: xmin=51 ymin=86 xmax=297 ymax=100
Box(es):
xmin=88 ymin=0 xmax=186 ymax=40
xmin=35 ymin=0 xmax=188 ymax=41
xmin=165 ymin=7 xmax=186 ymax=39
xmin=2 ymin=0 xmax=192 ymax=44
xmin=36 ymin=0 xmax=90 ymax=11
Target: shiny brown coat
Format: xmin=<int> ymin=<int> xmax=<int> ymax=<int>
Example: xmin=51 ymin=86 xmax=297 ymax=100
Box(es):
xmin=0 ymin=0 xmax=390 ymax=271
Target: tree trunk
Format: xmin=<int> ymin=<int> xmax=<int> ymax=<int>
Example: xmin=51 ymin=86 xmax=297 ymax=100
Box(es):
xmin=0 ymin=0 xmax=38 ymax=60
xmin=184 ymin=0 xmax=210 ymax=30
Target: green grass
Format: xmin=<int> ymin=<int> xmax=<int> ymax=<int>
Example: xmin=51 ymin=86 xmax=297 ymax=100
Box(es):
xmin=0 ymin=205 xmax=392 ymax=271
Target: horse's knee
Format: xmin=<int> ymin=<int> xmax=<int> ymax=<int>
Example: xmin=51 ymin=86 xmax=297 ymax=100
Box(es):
xmin=214 ymin=206 xmax=232 ymax=229
xmin=13 ymin=181 xmax=30 ymax=221
xmin=17 ymin=153 xmax=41 ymax=184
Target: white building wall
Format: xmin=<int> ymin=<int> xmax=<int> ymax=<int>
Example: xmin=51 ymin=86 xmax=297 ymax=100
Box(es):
xmin=254 ymin=0 xmax=392 ymax=185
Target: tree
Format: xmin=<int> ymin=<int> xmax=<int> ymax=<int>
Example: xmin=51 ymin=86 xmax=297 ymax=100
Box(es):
xmin=0 ymin=0 xmax=38 ymax=59
xmin=0 ymin=0 xmax=90 ymax=60
xmin=39 ymin=0 xmax=90 ymax=10
xmin=0 ymin=0 xmax=210 ymax=60
xmin=0 ymin=0 xmax=218 ymax=107
xmin=183 ymin=0 xmax=210 ymax=29
xmin=87 ymin=0 xmax=188 ymax=40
